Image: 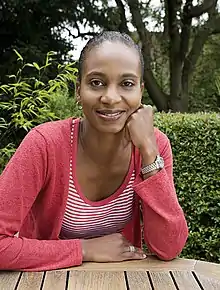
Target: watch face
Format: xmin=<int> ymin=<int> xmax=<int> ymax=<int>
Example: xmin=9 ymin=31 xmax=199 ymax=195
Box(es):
xmin=156 ymin=156 xmax=164 ymax=168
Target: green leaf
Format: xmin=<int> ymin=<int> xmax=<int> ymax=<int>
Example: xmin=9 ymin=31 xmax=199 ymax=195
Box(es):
xmin=13 ymin=49 xmax=23 ymax=61
xmin=33 ymin=62 xmax=40 ymax=71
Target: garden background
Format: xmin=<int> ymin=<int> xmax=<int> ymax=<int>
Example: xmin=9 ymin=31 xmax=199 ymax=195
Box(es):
xmin=0 ymin=0 xmax=220 ymax=263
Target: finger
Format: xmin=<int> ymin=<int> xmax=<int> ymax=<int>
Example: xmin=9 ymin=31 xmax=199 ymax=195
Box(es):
xmin=123 ymin=245 xmax=145 ymax=255
xmin=122 ymin=251 xmax=147 ymax=260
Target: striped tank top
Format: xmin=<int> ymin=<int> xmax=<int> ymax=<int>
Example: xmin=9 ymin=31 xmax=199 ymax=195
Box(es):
xmin=60 ymin=119 xmax=135 ymax=240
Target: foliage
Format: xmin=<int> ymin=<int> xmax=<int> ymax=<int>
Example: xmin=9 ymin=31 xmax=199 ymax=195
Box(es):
xmin=189 ymin=35 xmax=220 ymax=113
xmin=0 ymin=0 xmax=101 ymax=83
xmin=59 ymin=0 xmax=220 ymax=112
xmin=1 ymin=0 xmax=220 ymax=112
xmin=154 ymin=113 xmax=220 ymax=263
xmin=0 ymin=51 xmax=78 ymax=149
xmin=48 ymin=90 xmax=82 ymax=120
xmin=0 ymin=143 xmax=16 ymax=174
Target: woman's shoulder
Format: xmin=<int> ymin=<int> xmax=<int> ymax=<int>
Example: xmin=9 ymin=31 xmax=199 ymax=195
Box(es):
xmin=32 ymin=117 xmax=79 ymax=143
xmin=33 ymin=117 xmax=72 ymax=133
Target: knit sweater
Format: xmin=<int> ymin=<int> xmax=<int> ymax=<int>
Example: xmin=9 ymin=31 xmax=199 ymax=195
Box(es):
xmin=0 ymin=118 xmax=188 ymax=271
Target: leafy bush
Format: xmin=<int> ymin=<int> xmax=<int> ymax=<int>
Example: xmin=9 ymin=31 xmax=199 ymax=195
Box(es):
xmin=0 ymin=143 xmax=16 ymax=174
xmin=154 ymin=113 xmax=220 ymax=263
xmin=48 ymin=90 xmax=82 ymax=120
xmin=0 ymin=50 xmax=78 ymax=149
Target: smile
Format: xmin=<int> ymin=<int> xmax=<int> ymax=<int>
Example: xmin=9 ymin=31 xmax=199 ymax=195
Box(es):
xmin=95 ymin=110 xmax=125 ymax=121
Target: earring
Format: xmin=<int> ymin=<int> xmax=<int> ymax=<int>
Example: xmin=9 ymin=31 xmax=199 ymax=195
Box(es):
xmin=76 ymin=100 xmax=82 ymax=110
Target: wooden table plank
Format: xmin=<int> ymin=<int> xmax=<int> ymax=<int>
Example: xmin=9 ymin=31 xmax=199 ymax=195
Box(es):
xmin=0 ymin=271 xmax=21 ymax=290
xmin=171 ymin=271 xmax=201 ymax=289
xmin=195 ymin=260 xmax=220 ymax=280
xmin=68 ymin=271 xmax=127 ymax=290
xmin=66 ymin=256 xmax=196 ymax=272
xmin=42 ymin=271 xmax=67 ymax=290
xmin=126 ymin=271 xmax=152 ymax=289
xmin=149 ymin=271 xmax=177 ymax=290
xmin=16 ymin=272 xmax=44 ymax=290
xmin=195 ymin=272 xmax=220 ymax=290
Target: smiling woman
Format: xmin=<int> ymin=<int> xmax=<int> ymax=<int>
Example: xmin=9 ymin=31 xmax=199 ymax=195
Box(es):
xmin=0 ymin=31 xmax=188 ymax=272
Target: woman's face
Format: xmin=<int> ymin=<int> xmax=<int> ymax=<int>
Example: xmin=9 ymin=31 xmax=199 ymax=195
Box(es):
xmin=77 ymin=41 xmax=144 ymax=133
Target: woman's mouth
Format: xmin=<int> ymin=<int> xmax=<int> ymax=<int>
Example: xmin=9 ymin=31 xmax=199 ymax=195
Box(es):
xmin=95 ymin=110 xmax=125 ymax=121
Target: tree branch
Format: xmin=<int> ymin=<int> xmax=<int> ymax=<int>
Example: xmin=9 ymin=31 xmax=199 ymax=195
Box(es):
xmin=127 ymin=0 xmax=168 ymax=111
xmin=127 ymin=0 xmax=151 ymax=66
xmin=183 ymin=1 xmax=218 ymax=79
xmin=179 ymin=0 xmax=193 ymax=62
xmin=163 ymin=0 xmax=169 ymax=37
xmin=59 ymin=25 xmax=96 ymax=39
xmin=114 ymin=0 xmax=130 ymax=34
xmin=211 ymin=16 xmax=220 ymax=34
xmin=190 ymin=0 xmax=216 ymax=18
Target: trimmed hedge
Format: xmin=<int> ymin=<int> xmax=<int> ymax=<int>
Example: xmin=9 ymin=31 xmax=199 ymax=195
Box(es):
xmin=154 ymin=113 xmax=220 ymax=263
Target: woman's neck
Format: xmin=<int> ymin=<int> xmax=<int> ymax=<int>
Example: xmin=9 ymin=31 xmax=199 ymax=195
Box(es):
xmin=79 ymin=118 xmax=130 ymax=165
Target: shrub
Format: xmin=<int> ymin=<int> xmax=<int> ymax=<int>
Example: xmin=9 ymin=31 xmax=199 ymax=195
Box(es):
xmin=0 ymin=143 xmax=16 ymax=174
xmin=47 ymin=90 xmax=82 ymax=120
xmin=0 ymin=50 xmax=78 ymax=149
xmin=154 ymin=113 xmax=220 ymax=263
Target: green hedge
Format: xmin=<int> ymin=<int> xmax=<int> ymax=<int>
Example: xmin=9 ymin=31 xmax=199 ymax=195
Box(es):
xmin=154 ymin=113 xmax=220 ymax=263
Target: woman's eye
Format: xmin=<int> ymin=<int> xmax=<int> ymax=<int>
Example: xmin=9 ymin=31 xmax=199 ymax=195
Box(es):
xmin=90 ymin=80 xmax=104 ymax=87
xmin=122 ymin=81 xmax=134 ymax=87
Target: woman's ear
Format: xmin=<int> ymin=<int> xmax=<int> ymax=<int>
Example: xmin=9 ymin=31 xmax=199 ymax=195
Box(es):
xmin=141 ymin=82 xmax=145 ymax=94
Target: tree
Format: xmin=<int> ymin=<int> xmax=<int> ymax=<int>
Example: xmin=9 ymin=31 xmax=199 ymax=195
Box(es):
xmin=0 ymin=0 xmax=99 ymax=83
xmin=1 ymin=0 xmax=220 ymax=112
xmin=73 ymin=0 xmax=220 ymax=112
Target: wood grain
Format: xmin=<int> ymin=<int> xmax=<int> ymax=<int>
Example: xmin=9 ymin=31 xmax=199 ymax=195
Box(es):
xmin=42 ymin=271 xmax=67 ymax=290
xmin=126 ymin=271 xmax=152 ymax=289
xmin=195 ymin=272 xmax=220 ymax=290
xmin=16 ymin=272 xmax=44 ymax=290
xmin=149 ymin=271 xmax=177 ymax=290
xmin=171 ymin=271 xmax=201 ymax=289
xmin=195 ymin=260 xmax=220 ymax=280
xmin=65 ymin=256 xmax=196 ymax=272
xmin=0 ymin=271 xmax=21 ymax=290
xmin=68 ymin=271 xmax=127 ymax=290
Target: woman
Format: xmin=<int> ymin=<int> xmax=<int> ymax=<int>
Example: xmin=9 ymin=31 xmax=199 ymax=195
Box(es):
xmin=0 ymin=31 xmax=188 ymax=271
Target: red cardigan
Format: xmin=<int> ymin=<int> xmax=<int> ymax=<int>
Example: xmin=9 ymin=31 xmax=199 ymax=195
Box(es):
xmin=0 ymin=118 xmax=188 ymax=271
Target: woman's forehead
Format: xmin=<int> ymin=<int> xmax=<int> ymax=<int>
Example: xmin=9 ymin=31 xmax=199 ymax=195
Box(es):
xmin=83 ymin=42 xmax=141 ymax=77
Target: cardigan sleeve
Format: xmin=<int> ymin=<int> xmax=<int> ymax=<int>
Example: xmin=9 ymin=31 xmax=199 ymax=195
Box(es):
xmin=133 ymin=131 xmax=188 ymax=260
xmin=0 ymin=129 xmax=82 ymax=271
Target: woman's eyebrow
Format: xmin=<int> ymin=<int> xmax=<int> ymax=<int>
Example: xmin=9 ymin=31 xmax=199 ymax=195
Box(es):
xmin=86 ymin=71 xmax=106 ymax=78
xmin=120 ymin=73 xmax=139 ymax=79
xmin=86 ymin=72 xmax=139 ymax=79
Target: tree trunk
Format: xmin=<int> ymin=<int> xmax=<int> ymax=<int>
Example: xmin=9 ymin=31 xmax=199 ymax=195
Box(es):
xmin=143 ymin=69 xmax=169 ymax=112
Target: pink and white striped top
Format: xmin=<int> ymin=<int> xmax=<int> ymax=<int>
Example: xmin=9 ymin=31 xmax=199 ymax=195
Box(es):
xmin=60 ymin=119 xmax=136 ymax=240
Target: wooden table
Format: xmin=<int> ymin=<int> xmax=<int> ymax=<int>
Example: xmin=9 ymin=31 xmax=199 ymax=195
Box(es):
xmin=1 ymin=256 xmax=220 ymax=289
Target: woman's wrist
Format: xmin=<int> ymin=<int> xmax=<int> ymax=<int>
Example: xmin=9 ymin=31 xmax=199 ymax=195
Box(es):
xmin=81 ymin=239 xmax=88 ymax=261
xmin=81 ymin=239 xmax=94 ymax=262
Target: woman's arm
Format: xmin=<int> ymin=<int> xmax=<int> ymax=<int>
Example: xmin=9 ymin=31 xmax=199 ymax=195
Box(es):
xmin=133 ymin=133 xmax=188 ymax=260
xmin=0 ymin=130 xmax=82 ymax=271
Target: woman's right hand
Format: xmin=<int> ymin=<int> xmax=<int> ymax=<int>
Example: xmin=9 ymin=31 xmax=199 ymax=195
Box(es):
xmin=81 ymin=233 xmax=147 ymax=262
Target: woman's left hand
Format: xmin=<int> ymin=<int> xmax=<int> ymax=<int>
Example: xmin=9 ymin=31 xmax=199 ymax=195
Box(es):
xmin=126 ymin=105 xmax=159 ymax=165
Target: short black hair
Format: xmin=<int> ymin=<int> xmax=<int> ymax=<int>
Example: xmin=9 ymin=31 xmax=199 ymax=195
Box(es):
xmin=78 ymin=31 xmax=144 ymax=82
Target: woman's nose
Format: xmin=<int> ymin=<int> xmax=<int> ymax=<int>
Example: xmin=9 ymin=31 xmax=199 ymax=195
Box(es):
xmin=100 ymin=86 xmax=122 ymax=105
